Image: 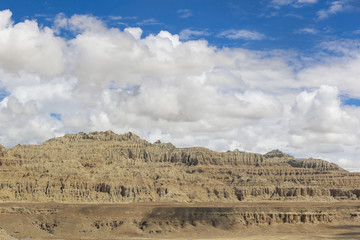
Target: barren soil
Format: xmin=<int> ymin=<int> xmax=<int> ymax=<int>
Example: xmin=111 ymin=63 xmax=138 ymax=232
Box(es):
xmin=0 ymin=202 xmax=359 ymax=239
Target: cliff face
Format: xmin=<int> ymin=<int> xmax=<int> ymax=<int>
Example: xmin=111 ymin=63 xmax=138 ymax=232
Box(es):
xmin=0 ymin=130 xmax=359 ymax=203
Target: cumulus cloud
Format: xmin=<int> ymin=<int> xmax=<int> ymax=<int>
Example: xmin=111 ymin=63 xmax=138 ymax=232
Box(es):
xmin=0 ymin=10 xmax=65 ymax=77
xmin=0 ymin=10 xmax=360 ymax=171
xmin=289 ymin=86 xmax=359 ymax=147
xmin=218 ymin=29 xmax=265 ymax=40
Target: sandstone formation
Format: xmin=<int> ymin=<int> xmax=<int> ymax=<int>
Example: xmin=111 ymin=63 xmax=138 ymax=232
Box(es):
xmin=1 ymin=130 xmax=360 ymax=239
xmin=0 ymin=130 xmax=359 ymax=203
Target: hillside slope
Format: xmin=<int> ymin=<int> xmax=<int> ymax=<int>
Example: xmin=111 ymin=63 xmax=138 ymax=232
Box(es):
xmin=0 ymin=130 xmax=359 ymax=203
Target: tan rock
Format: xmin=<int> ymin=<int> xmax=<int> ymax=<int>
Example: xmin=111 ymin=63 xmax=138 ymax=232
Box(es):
xmin=0 ymin=130 xmax=359 ymax=203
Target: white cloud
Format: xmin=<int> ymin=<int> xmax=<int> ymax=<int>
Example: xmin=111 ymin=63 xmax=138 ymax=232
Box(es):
xmin=0 ymin=10 xmax=65 ymax=78
xmin=319 ymin=39 xmax=360 ymax=55
xmin=317 ymin=0 xmax=349 ymax=19
xmin=297 ymin=0 xmax=318 ymax=3
xmin=295 ymin=27 xmax=318 ymax=34
xmin=55 ymin=13 xmax=106 ymax=33
xmin=271 ymin=0 xmax=317 ymax=8
xmin=338 ymin=158 xmax=360 ymax=172
xmin=137 ymin=18 xmax=160 ymax=26
xmin=108 ymin=16 xmax=122 ymax=21
xmin=218 ymin=29 xmax=265 ymax=40
xmin=284 ymin=13 xmax=304 ymax=18
xmin=179 ymin=29 xmax=210 ymax=40
xmin=0 ymin=9 xmax=12 ymax=29
xmin=124 ymin=27 xmax=143 ymax=40
xmin=177 ymin=9 xmax=192 ymax=18
xmin=290 ymin=86 xmax=359 ymax=141
xmin=0 ymin=10 xmax=360 ymax=171
xmin=297 ymin=50 xmax=360 ymax=97
xmin=271 ymin=0 xmax=293 ymax=6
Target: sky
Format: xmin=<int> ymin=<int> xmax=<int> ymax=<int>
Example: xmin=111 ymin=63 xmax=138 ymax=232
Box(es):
xmin=0 ymin=0 xmax=360 ymax=171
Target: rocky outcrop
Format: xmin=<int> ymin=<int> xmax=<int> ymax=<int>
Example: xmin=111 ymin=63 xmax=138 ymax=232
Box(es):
xmin=264 ymin=149 xmax=292 ymax=159
xmin=0 ymin=144 xmax=6 ymax=157
xmin=0 ymin=130 xmax=359 ymax=203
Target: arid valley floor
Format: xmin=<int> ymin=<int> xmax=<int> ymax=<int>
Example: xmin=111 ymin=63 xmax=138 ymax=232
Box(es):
xmin=0 ymin=202 xmax=360 ymax=239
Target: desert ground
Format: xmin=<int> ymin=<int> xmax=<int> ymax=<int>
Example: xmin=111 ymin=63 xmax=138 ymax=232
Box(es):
xmin=0 ymin=202 xmax=359 ymax=239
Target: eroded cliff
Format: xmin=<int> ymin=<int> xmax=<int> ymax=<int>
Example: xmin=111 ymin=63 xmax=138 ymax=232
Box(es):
xmin=0 ymin=130 xmax=359 ymax=203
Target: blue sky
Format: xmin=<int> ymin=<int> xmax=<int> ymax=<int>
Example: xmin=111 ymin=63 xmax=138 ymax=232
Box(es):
xmin=0 ymin=0 xmax=360 ymax=171
xmin=4 ymin=0 xmax=360 ymax=51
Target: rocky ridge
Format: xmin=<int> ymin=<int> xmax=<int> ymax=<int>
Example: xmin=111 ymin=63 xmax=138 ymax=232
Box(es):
xmin=0 ymin=130 xmax=359 ymax=203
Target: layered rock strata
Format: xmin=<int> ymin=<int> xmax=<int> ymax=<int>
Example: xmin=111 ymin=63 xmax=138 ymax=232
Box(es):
xmin=0 ymin=130 xmax=359 ymax=203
